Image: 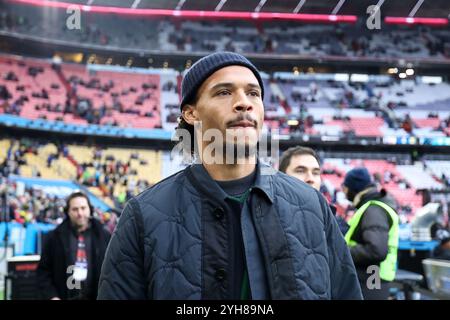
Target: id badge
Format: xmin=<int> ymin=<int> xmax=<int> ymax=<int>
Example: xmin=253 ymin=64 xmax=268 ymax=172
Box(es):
xmin=73 ymin=263 xmax=88 ymax=282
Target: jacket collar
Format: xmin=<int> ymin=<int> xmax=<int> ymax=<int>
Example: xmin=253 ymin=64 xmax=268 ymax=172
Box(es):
xmin=186 ymin=160 xmax=275 ymax=204
xmin=252 ymin=161 xmax=275 ymax=204
xmin=354 ymin=185 xmax=382 ymax=208
xmin=353 ymin=187 xmax=373 ymax=208
xmin=56 ymin=218 xmax=100 ymax=238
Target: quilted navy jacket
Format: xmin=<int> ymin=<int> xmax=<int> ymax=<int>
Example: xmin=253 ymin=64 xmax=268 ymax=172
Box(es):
xmin=97 ymin=162 xmax=362 ymax=300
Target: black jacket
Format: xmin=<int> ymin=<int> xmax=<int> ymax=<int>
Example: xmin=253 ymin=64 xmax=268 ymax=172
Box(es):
xmin=349 ymin=186 xmax=397 ymax=271
xmin=330 ymin=204 xmax=350 ymax=235
xmin=98 ymin=162 xmax=362 ymax=300
xmin=36 ymin=218 xmax=111 ymax=300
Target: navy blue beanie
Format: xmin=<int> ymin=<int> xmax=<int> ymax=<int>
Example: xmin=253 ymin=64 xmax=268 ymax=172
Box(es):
xmin=180 ymin=52 xmax=264 ymax=110
xmin=343 ymin=167 xmax=372 ymax=193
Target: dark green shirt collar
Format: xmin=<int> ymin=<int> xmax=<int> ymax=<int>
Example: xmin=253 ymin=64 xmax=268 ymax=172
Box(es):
xmin=186 ymin=160 xmax=275 ymax=204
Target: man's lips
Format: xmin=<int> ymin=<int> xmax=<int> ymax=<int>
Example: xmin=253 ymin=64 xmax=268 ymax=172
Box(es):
xmin=228 ymin=121 xmax=256 ymax=128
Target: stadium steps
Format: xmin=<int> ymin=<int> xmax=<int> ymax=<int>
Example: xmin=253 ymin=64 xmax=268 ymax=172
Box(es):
xmin=0 ymin=139 xmax=11 ymax=162
xmin=135 ymin=150 xmax=162 ymax=184
xmin=269 ymin=82 xmax=291 ymax=114
xmin=102 ymin=148 xmax=133 ymax=163
xmin=361 ymin=160 xmax=424 ymax=211
xmin=53 ymin=157 xmax=78 ymax=179
xmin=413 ymin=118 xmax=441 ymax=129
xmin=425 ymin=160 xmax=450 ymax=179
xmin=22 ymin=152 xmax=64 ymax=180
xmin=66 ymin=145 xmax=162 ymax=197
xmin=88 ymin=186 xmax=114 ymax=208
xmin=19 ymin=164 xmax=33 ymax=177
xmin=36 ymin=144 xmax=75 ymax=180
xmin=67 ymin=145 xmax=93 ymax=165
xmin=397 ymin=164 xmax=443 ymax=190
xmin=99 ymin=148 xmax=162 ymax=184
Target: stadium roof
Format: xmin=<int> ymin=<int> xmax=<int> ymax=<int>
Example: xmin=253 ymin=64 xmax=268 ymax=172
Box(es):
xmin=6 ymin=0 xmax=450 ymax=19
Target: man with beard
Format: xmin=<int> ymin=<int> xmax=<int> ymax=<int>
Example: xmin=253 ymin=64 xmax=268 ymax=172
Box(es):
xmin=342 ymin=167 xmax=399 ymax=300
xmin=98 ymin=52 xmax=362 ymax=300
xmin=37 ymin=191 xmax=111 ymax=300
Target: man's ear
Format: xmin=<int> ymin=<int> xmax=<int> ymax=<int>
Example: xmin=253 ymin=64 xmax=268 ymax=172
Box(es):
xmin=182 ymin=104 xmax=198 ymax=126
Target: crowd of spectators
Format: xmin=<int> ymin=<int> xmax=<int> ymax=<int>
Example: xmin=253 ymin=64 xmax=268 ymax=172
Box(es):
xmin=2 ymin=57 xmax=450 ymax=140
xmin=1 ymin=5 xmax=449 ymax=60
xmin=0 ymin=176 xmax=67 ymax=225
xmin=73 ymin=146 xmax=151 ymax=208
xmin=0 ymin=138 xmax=155 ymax=213
xmin=0 ymin=176 xmax=118 ymax=233
xmin=0 ymin=64 xmax=163 ymax=127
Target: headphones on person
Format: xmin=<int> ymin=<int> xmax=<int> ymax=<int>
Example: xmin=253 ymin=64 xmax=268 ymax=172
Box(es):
xmin=64 ymin=191 xmax=94 ymax=217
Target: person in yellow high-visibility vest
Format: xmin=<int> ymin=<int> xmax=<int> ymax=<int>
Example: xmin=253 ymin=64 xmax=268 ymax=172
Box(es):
xmin=342 ymin=167 xmax=399 ymax=300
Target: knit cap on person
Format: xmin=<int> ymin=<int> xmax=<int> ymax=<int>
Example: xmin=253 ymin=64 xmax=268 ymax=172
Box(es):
xmin=180 ymin=51 xmax=264 ymax=110
xmin=343 ymin=167 xmax=372 ymax=193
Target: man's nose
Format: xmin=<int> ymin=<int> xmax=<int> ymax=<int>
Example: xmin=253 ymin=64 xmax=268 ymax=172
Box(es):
xmin=233 ymin=91 xmax=254 ymax=113
xmin=305 ymin=171 xmax=314 ymax=183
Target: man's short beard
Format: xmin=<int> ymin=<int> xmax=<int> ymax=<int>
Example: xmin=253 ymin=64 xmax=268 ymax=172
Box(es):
xmin=224 ymin=141 xmax=258 ymax=164
xmin=70 ymin=218 xmax=90 ymax=232
xmin=195 ymin=126 xmax=260 ymax=165
xmin=223 ymin=126 xmax=258 ymax=164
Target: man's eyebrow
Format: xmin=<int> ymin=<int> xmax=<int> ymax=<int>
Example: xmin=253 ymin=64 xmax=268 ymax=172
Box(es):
xmin=209 ymin=82 xmax=261 ymax=91
xmin=293 ymin=165 xmax=321 ymax=171
xmin=247 ymin=83 xmax=262 ymax=91
xmin=208 ymin=82 xmax=233 ymax=92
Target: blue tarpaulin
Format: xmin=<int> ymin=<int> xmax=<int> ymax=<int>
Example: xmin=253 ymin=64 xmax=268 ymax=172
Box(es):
xmin=8 ymin=175 xmax=111 ymax=212
xmin=1 ymin=222 xmax=56 ymax=256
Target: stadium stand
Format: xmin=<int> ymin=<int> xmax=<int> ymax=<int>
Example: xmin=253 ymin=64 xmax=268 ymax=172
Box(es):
xmin=1 ymin=3 xmax=449 ymax=61
xmin=425 ymin=160 xmax=450 ymax=188
xmin=0 ymin=56 xmax=163 ymax=128
xmin=320 ymin=158 xmax=424 ymax=222
xmin=3 ymin=54 xmax=449 ymax=141
xmin=1 ymin=138 xmax=162 ymax=209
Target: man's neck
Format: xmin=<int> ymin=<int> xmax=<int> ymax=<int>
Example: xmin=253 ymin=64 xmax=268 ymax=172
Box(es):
xmin=71 ymin=221 xmax=90 ymax=234
xmin=77 ymin=225 xmax=88 ymax=233
xmin=203 ymin=159 xmax=256 ymax=181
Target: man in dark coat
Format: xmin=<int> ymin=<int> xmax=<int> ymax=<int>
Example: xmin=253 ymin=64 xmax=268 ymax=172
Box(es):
xmin=98 ymin=52 xmax=362 ymax=300
xmin=342 ymin=167 xmax=399 ymax=300
xmin=37 ymin=191 xmax=111 ymax=300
